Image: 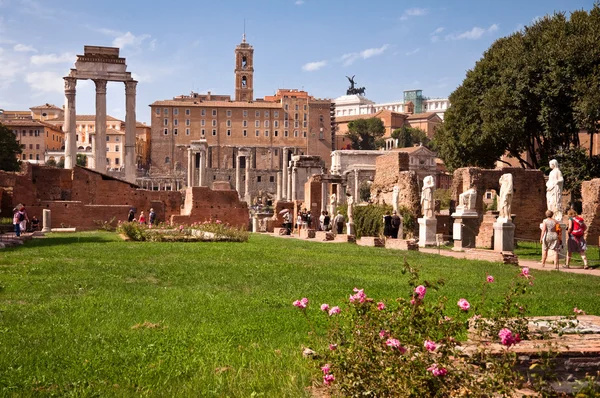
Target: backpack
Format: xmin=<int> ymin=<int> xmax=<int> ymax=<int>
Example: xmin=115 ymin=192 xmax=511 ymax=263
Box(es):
xmin=572 ymin=216 xmax=586 ymax=237
xmin=391 ymin=216 xmax=401 ymax=229
xmin=18 ymin=212 xmax=24 ymax=222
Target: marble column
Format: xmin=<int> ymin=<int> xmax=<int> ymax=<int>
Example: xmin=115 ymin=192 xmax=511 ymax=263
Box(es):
xmin=124 ymin=80 xmax=137 ymax=183
xmin=321 ymin=182 xmax=328 ymax=214
xmin=291 ymin=167 xmax=298 ymax=201
xmin=282 ymin=148 xmax=289 ymax=200
xmin=287 ymin=165 xmax=292 ymax=201
xmin=63 ymin=77 xmax=77 ymax=169
xmin=235 ymin=154 xmax=242 ymax=199
xmin=42 ymin=209 xmax=51 ymax=233
xmin=244 ymin=153 xmax=251 ymax=203
xmin=187 ymin=148 xmax=194 ymax=187
xmin=94 ymin=80 xmax=107 ymax=173
xmin=354 ymin=170 xmax=359 ymax=202
xmin=198 ymin=149 xmax=205 ymax=187
xmin=276 ymin=171 xmax=282 ymax=200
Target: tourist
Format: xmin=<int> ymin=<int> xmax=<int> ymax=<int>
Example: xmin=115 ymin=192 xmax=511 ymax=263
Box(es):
xmin=306 ymin=211 xmax=312 ymax=229
xmin=12 ymin=207 xmax=21 ymax=237
xmin=296 ymin=212 xmax=302 ymax=233
xmin=282 ymin=210 xmax=292 ymax=235
xmin=139 ymin=211 xmax=146 ymax=224
xmin=383 ymin=211 xmax=393 ymax=238
xmin=149 ymin=208 xmax=156 ymax=226
xmin=540 ymin=210 xmax=561 ymax=270
xmin=30 ymin=215 xmax=40 ymax=232
xmin=128 ymin=208 xmax=135 ymax=222
xmin=323 ymin=211 xmax=331 ymax=231
xmin=391 ymin=210 xmax=402 ymax=239
xmin=566 ymin=209 xmax=589 ymax=269
xmin=319 ymin=211 xmax=326 ymax=231
xmin=301 ymin=208 xmax=308 ymax=229
xmin=333 ymin=211 xmax=345 ymax=234
xmin=19 ymin=206 xmax=28 ymax=233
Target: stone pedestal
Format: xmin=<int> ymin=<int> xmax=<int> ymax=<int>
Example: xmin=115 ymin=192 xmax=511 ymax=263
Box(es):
xmin=252 ymin=216 xmax=258 ymax=233
xmin=300 ymin=229 xmax=316 ymax=239
xmin=418 ymin=217 xmax=437 ymax=247
xmin=493 ymin=221 xmax=515 ymax=252
xmin=42 ymin=209 xmax=51 ymax=233
xmin=452 ymin=212 xmax=479 ymax=250
xmin=346 ymin=222 xmax=355 ymax=236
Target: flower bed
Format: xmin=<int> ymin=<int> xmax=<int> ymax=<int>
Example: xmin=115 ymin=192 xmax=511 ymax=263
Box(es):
xmin=116 ymin=221 xmax=249 ymax=242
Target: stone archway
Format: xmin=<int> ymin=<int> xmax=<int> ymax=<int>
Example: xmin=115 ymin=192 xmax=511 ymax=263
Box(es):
xmin=63 ymin=46 xmax=137 ymax=183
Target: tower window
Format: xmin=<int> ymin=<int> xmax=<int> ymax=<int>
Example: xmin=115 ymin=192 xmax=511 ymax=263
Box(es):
xmin=227 ymin=129 xmax=231 ymax=136
xmin=185 ymin=109 xmax=190 ymax=115
xmin=242 ymin=76 xmax=247 ymax=88
xmin=174 ymin=108 xmax=179 ymax=115
xmin=212 ymin=129 xmax=217 ymax=136
xmin=201 ymin=109 xmax=206 ymax=116
xmin=243 ymin=110 xmax=248 ymax=117
xmin=274 ymin=130 xmax=279 ymax=137
xmin=165 ymin=156 xmax=170 ymax=164
xmin=242 ymin=56 xmax=247 ymax=69
xmin=274 ymin=111 xmax=279 ymax=118
xmin=212 ymin=109 xmax=217 ymax=116
xmin=243 ymin=129 xmax=247 ymax=137
xmin=265 ymin=111 xmax=269 ymax=118
xmin=164 ymin=129 xmax=168 ymax=135
xmin=227 ymin=110 xmax=232 ymax=117
xmin=186 ymin=128 xmax=190 ymax=135
xmin=265 ymin=130 xmax=269 ymax=137
xmin=255 ymin=130 xmax=259 ymax=137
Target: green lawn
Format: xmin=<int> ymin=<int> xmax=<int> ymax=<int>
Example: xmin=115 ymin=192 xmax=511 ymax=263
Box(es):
xmin=0 ymin=232 xmax=599 ymax=396
xmin=514 ymin=239 xmax=600 ymax=267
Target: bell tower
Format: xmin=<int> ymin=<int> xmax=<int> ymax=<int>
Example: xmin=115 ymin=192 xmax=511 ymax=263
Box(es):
xmin=234 ymin=33 xmax=254 ymax=101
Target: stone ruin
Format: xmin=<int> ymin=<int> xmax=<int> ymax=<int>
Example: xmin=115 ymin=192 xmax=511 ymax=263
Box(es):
xmin=581 ymin=179 xmax=600 ymax=244
xmin=370 ymin=152 xmax=420 ymax=216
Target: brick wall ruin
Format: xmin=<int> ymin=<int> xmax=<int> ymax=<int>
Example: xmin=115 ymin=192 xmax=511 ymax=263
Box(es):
xmin=370 ymin=152 xmax=420 ymax=216
xmin=581 ymin=179 xmax=600 ymax=244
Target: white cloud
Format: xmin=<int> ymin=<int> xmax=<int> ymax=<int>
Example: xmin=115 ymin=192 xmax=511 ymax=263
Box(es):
xmin=445 ymin=24 xmax=499 ymax=41
xmin=341 ymin=44 xmax=389 ymax=66
xmin=302 ymin=60 xmax=326 ymax=71
xmin=405 ymin=48 xmax=420 ymax=56
xmin=112 ymin=31 xmax=151 ymax=49
xmin=30 ymin=52 xmax=74 ymax=65
xmin=295 ymin=0 xmax=304 ymax=4
xmin=431 ymin=27 xmax=445 ymax=35
xmin=25 ymin=71 xmax=63 ymax=94
xmin=149 ymin=39 xmax=157 ymax=51
xmin=400 ymin=8 xmax=428 ymax=21
xmin=14 ymin=43 xmax=37 ymax=52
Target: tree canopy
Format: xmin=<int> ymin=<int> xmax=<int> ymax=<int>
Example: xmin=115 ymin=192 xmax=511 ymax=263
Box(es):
xmin=345 ymin=118 xmax=385 ymax=150
xmin=434 ymin=4 xmax=600 ymax=171
xmin=392 ymin=126 xmax=430 ymax=148
xmin=0 ymin=123 xmax=22 ymax=172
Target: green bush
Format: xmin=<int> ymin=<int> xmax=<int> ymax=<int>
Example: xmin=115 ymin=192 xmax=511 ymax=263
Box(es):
xmin=116 ymin=221 xmax=249 ymax=242
xmin=337 ymin=204 xmax=415 ymax=238
xmin=434 ymin=189 xmax=451 ymax=210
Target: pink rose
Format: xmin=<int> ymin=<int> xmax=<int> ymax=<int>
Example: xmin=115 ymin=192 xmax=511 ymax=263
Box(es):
xmin=486 ymin=275 xmax=494 ymax=283
xmin=385 ymin=338 xmax=406 ymax=353
xmin=323 ymin=373 xmax=335 ymax=385
xmin=320 ymin=303 xmax=330 ymax=312
xmin=379 ymin=330 xmax=387 ymax=338
xmin=321 ymin=364 xmax=331 ymax=374
xmin=427 ymin=364 xmax=448 ymax=377
xmin=329 ymin=344 xmax=337 ymax=351
xmin=457 ymin=298 xmax=470 ymax=311
xmin=328 ymin=306 xmax=341 ymax=316
xmin=377 ymin=302 xmax=386 ymax=311
xmin=521 ymin=267 xmax=530 ymax=277
xmin=424 ymin=340 xmax=437 ymax=352
xmin=498 ymin=328 xmax=521 ymax=347
xmin=414 ymin=285 xmax=427 ymax=300
xmin=573 ymin=307 xmax=586 ymax=315
xmin=349 ymin=288 xmax=367 ymax=303
xmin=293 ymin=297 xmax=308 ymax=309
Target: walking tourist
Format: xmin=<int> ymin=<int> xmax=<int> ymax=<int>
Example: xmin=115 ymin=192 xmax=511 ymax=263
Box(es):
xmin=128 ymin=208 xmax=135 ymax=222
xmin=139 ymin=211 xmax=146 ymax=224
xmin=566 ymin=209 xmax=589 ymax=269
xmin=12 ymin=207 xmax=21 ymax=237
xmin=149 ymin=208 xmax=156 ymax=226
xmin=391 ymin=210 xmax=402 ymax=239
xmin=19 ymin=206 xmax=28 ymax=232
xmin=383 ymin=211 xmax=393 ymax=238
xmin=540 ymin=210 xmax=561 ymax=270
xmin=333 ymin=211 xmax=345 ymax=234
xmin=323 ymin=211 xmax=331 ymax=231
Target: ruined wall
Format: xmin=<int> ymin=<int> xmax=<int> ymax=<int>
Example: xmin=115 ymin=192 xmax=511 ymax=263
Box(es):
xmin=581 ymin=179 xmax=600 ymax=244
xmin=451 ymin=167 xmax=546 ymax=240
xmin=172 ymin=187 xmax=248 ymax=227
xmin=304 ymin=175 xmax=324 ymax=224
xmin=370 ymin=152 xmax=419 ymax=215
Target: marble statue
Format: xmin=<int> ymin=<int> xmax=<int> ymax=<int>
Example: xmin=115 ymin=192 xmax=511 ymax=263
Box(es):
xmin=458 ymin=188 xmax=477 ymax=213
xmin=330 ymin=193 xmax=337 ymax=206
xmin=392 ymin=185 xmax=400 ymax=213
xmin=498 ymin=173 xmax=513 ymax=221
xmin=347 ymin=194 xmax=354 ymax=222
xmin=420 ymin=176 xmax=435 ymax=219
xmin=546 ymin=159 xmax=564 ymax=221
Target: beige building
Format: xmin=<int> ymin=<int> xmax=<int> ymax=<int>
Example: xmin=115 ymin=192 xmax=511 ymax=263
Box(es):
xmin=2 ymin=119 xmax=64 ymax=164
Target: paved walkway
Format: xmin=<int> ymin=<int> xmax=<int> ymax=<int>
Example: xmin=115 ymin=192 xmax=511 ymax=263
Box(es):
xmin=267 ymin=232 xmax=600 ymax=277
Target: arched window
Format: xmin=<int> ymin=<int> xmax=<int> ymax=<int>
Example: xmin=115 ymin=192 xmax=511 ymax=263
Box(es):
xmin=242 ymin=56 xmax=247 ymax=69
xmin=242 ymin=76 xmax=247 ymax=88
xmin=165 ymin=156 xmax=170 ymax=164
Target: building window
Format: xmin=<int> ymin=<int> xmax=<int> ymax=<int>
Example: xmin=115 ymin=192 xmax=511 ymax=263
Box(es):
xmin=284 ymin=130 xmax=289 ymax=137
xmin=265 ymin=111 xmax=269 ymax=118
xmin=201 ymin=109 xmax=206 ymax=116
xmin=36 ymin=154 xmax=40 ymax=160
xmin=294 ymin=113 xmax=298 ymax=120
xmin=201 ymin=129 xmax=205 ymax=136
xmin=303 ymin=131 xmax=307 ymax=137
xmin=284 ymin=121 xmax=289 ymax=128
xmin=274 ymin=130 xmax=279 ymax=137
xmin=274 ymin=120 xmax=279 ymax=128
xmin=243 ymin=120 xmax=247 ymax=127
xmin=164 ymin=118 xmax=168 ymax=126
xmin=115 ymin=158 xmax=120 ymax=165
xmin=253 ymin=110 xmax=258 ymax=117
xmin=295 ymin=104 xmax=299 ymax=110
xmin=243 ymin=110 xmax=248 ymax=118
xmin=294 ymin=121 xmax=299 ymax=128
xmin=264 ymin=120 xmax=269 ymax=128
xmin=201 ymin=120 xmax=205 ymax=126
xmin=257 ymin=176 xmax=262 ymax=182
xmin=115 ymin=145 xmax=120 ymax=152
xmin=164 ymin=108 xmax=168 ymax=115
xmin=304 ymin=104 xmax=307 ymax=111
xmin=36 ymin=144 xmax=40 ymax=149
xmin=212 ymin=109 xmax=217 ymax=116
xmin=29 ymin=154 xmax=33 ymax=160
xmin=211 ymin=120 xmax=216 ymax=127
xmin=227 ymin=120 xmax=231 ymax=127
xmin=303 ymin=113 xmax=307 ymax=121
xmin=115 ymin=136 xmax=120 ymax=142
xmin=274 ymin=111 xmax=279 ymax=118
xmin=106 ymin=146 xmax=109 ymax=152
xmin=227 ymin=129 xmax=231 ymax=136
xmin=173 ymin=108 xmax=179 ymax=115
xmin=265 ymin=130 xmax=269 ymax=137
xmin=164 ymin=129 xmax=168 ymax=135
xmin=294 ymin=130 xmax=298 ymax=137
xmin=227 ymin=110 xmax=232 ymax=117
xmin=186 ymin=128 xmax=190 ymax=135
xmin=155 ymin=108 xmax=160 ymax=115
xmin=29 ymin=144 xmax=33 ymax=149
xmin=269 ymin=176 xmax=274 ymax=183
xmin=173 ymin=128 xmax=178 ymax=135
xmin=274 ymin=149 xmax=279 ymax=156
xmin=255 ymin=130 xmax=259 ymax=137
xmin=174 ymin=119 xmax=178 ymax=126
xmin=284 ymin=104 xmax=289 ymax=110
xmin=243 ymin=129 xmax=247 ymax=137
xmin=212 ymin=129 xmax=216 ymax=136
xmin=186 ymin=119 xmax=190 ymax=126
xmin=303 ymin=121 xmax=307 ymax=128
xmin=255 ymin=120 xmax=259 ymax=127
xmin=185 ymin=109 xmax=190 ymax=115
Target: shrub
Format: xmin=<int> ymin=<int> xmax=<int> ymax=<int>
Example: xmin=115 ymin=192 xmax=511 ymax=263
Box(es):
xmin=116 ymin=221 xmax=249 ymax=242
xmin=94 ymin=217 xmax=117 ymax=231
xmin=293 ymin=262 xmax=571 ymax=397
xmin=337 ymin=204 xmax=415 ymax=238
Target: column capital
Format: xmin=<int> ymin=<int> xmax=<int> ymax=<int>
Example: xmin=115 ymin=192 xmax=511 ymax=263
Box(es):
xmin=64 ymin=77 xmax=77 ymax=93
xmin=125 ymin=80 xmax=137 ymax=95
xmin=94 ymin=79 xmax=107 ymax=94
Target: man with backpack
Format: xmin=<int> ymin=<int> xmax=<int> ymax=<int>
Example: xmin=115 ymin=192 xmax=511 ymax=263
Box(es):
xmin=391 ymin=210 xmax=403 ymax=239
xmin=566 ymin=209 xmax=589 ymax=269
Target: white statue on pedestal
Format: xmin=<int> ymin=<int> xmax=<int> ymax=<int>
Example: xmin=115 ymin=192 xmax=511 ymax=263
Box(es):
xmin=457 ymin=188 xmax=477 ymax=214
xmin=421 ymin=176 xmax=435 ymax=219
xmin=347 ymin=194 xmax=354 ymax=222
xmin=546 ymin=159 xmax=564 ymax=221
xmin=392 ymin=185 xmax=400 ymax=213
xmin=498 ymin=173 xmax=513 ymax=222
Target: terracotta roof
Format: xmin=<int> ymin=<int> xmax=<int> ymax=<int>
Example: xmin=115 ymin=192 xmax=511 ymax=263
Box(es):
xmin=150 ymin=100 xmax=283 ymax=109
xmin=406 ymin=112 xmax=440 ymax=120
xmin=136 ymin=122 xmax=150 ymax=128
xmin=2 ymin=119 xmax=64 ymax=133
xmin=45 ymin=115 xmax=123 ymax=122
xmin=107 ymin=128 xmax=125 ymax=135
xmin=30 ymin=103 xmax=62 ymax=110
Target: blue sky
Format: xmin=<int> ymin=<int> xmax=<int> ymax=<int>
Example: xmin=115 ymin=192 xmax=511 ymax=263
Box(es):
xmin=0 ymin=0 xmax=593 ymax=123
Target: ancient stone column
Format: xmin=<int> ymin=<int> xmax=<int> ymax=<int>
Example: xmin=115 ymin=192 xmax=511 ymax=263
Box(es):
xmin=124 ymin=80 xmax=137 ymax=183
xmin=235 ymin=154 xmax=242 ymax=199
xmin=187 ymin=148 xmax=194 ymax=187
xmin=291 ymin=167 xmax=298 ymax=201
xmin=321 ymin=182 xmax=328 ymax=214
xmin=244 ymin=153 xmax=251 ymax=203
xmin=42 ymin=209 xmax=51 ymax=233
xmin=287 ymin=166 xmax=292 ymax=201
xmin=282 ymin=148 xmax=289 ymax=200
xmin=198 ymin=149 xmax=205 ymax=187
xmin=276 ymin=171 xmax=282 ymax=200
xmin=94 ymin=80 xmax=107 ymax=173
xmin=63 ymin=77 xmax=77 ymax=169
xmin=354 ymin=169 xmax=359 ymax=202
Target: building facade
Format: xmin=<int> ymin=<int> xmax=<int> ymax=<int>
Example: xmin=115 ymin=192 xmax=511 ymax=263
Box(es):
xmin=2 ymin=119 xmax=64 ymax=164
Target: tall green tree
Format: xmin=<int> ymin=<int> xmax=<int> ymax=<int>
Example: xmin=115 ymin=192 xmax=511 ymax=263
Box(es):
xmin=346 ymin=118 xmax=385 ymax=150
xmin=392 ymin=126 xmax=430 ymax=148
xmin=434 ymin=5 xmax=600 ymax=171
xmin=0 ymin=123 xmax=22 ymax=171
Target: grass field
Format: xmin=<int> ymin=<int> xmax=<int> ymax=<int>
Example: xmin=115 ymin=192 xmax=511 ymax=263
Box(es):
xmin=514 ymin=239 xmax=600 ymax=267
xmin=0 ymin=232 xmax=599 ymax=396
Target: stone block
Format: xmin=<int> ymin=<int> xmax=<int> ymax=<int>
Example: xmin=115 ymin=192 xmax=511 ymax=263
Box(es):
xmin=418 ymin=217 xmax=437 ymax=247
xmin=357 ymin=237 xmax=384 ymax=247
xmin=334 ymin=234 xmax=356 ymax=243
xmin=493 ymin=222 xmax=515 ymax=252
xmin=385 ymin=239 xmax=419 ymax=251
xmin=315 ymin=231 xmax=330 ymax=241
xmin=300 ymin=229 xmax=316 ymax=239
